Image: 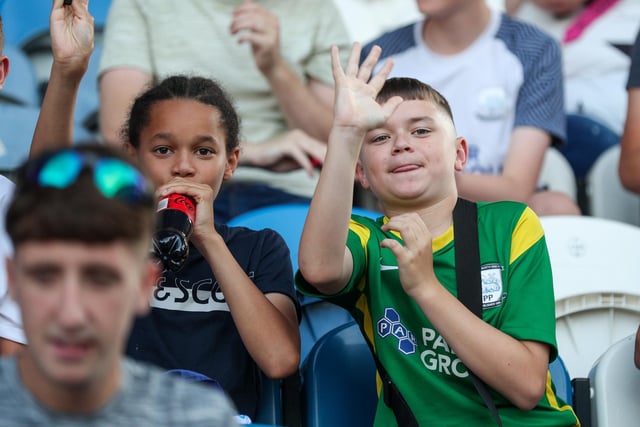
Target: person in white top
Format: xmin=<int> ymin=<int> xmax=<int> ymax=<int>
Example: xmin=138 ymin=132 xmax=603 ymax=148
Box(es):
xmin=0 ymin=0 xmax=95 ymax=356
xmin=507 ymin=0 xmax=640 ymax=135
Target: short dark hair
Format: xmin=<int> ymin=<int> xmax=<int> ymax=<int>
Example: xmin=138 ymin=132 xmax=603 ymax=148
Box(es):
xmin=377 ymin=77 xmax=455 ymax=126
xmin=6 ymin=144 xmax=156 ymax=248
xmin=123 ymin=75 xmax=241 ymax=153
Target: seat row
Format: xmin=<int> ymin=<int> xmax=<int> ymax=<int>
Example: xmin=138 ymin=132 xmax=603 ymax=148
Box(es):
xmin=227 ymin=204 xmax=640 ymax=426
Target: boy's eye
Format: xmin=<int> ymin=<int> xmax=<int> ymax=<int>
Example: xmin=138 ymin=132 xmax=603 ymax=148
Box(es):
xmin=84 ymin=268 xmax=120 ymax=289
xmin=413 ymin=128 xmax=431 ymax=136
xmin=32 ymin=272 xmax=57 ymax=287
xmin=371 ymin=134 xmax=389 ymax=144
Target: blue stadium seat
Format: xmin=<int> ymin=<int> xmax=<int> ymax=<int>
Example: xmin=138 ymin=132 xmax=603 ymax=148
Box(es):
xmin=1 ymin=0 xmax=112 ymax=51
xmin=1 ymin=44 xmax=40 ymax=107
xmin=302 ymin=321 xmax=585 ymax=427
xmin=228 ymin=203 xmax=382 ymax=362
xmin=549 ymin=355 xmax=572 ymax=405
xmin=0 ymin=1 xmax=50 ymax=52
xmin=89 ymin=0 xmax=113 ymax=30
xmin=559 ymin=113 xmax=620 ymax=180
xmin=0 ymin=105 xmax=40 ymax=174
xmin=301 ymin=321 xmax=377 ymax=427
xmin=228 ymin=203 xmax=381 ymax=273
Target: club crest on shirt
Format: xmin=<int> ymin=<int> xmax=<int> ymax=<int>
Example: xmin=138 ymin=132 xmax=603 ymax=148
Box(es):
xmin=481 ymin=263 xmax=504 ymax=308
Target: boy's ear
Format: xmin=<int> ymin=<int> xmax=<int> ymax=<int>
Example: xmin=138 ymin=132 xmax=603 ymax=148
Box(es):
xmin=454 ymin=137 xmax=468 ymax=172
xmin=355 ymin=161 xmax=371 ymax=190
xmin=0 ymin=56 xmax=10 ymax=90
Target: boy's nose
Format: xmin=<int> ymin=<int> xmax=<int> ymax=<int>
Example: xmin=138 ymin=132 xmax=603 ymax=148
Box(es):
xmin=57 ymin=282 xmax=87 ymax=329
xmin=392 ymin=134 xmax=413 ymax=152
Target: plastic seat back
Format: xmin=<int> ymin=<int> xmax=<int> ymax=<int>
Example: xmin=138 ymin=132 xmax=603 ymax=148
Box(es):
xmin=541 ymin=215 xmax=640 ymax=377
xmin=538 ymin=147 xmax=578 ymax=202
xmin=301 ymin=321 xmax=377 ymax=427
xmin=301 ymin=321 xmax=576 ymax=427
xmin=0 ymin=1 xmax=50 ymax=51
xmin=228 ymin=203 xmax=382 ymax=362
xmin=588 ymin=334 xmax=640 ymax=427
xmin=560 ymin=114 xmax=619 ymax=180
xmin=0 ymin=44 xmax=40 ymax=107
xmin=586 ymin=145 xmax=640 ymax=226
xmin=549 ymin=356 xmax=572 ymax=405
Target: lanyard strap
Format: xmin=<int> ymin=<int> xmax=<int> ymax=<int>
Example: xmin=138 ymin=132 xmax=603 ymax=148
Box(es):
xmin=563 ymin=0 xmax=621 ymax=43
xmin=453 ymin=198 xmax=502 ymax=427
xmin=371 ymin=198 xmax=501 ymax=426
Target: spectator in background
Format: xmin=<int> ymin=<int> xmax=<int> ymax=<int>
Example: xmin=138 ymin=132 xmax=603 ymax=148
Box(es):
xmin=507 ymin=0 xmax=640 ymax=136
xmin=296 ymin=43 xmax=580 ymax=426
xmin=0 ymin=15 xmax=22 ymax=357
xmin=332 ymin=0 xmax=422 ymax=45
xmin=362 ymin=0 xmax=581 ymax=216
xmin=619 ymin=29 xmax=640 ymax=193
xmin=618 ymin=29 xmax=640 ymax=370
xmin=0 ymin=0 xmax=95 ymax=355
xmin=33 ymin=73 xmax=302 ymax=421
xmin=334 ymin=0 xmax=505 ymax=45
xmin=0 ymin=143 xmax=239 ymax=426
xmin=98 ymin=0 xmax=351 ymax=223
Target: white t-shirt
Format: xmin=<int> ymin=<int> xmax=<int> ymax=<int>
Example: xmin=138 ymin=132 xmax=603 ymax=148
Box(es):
xmin=0 ymin=174 xmax=23 ymax=345
xmin=514 ymin=0 xmax=640 ymax=134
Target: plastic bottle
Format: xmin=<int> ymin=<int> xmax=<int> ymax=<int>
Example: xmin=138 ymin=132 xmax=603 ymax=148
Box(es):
xmin=152 ymin=193 xmax=196 ymax=272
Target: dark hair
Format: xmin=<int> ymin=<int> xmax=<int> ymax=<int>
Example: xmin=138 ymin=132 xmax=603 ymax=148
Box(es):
xmin=6 ymin=144 xmax=156 ymax=247
xmin=0 ymin=16 xmax=4 ymax=54
xmin=123 ymin=75 xmax=241 ymax=153
xmin=377 ymin=77 xmax=455 ymax=126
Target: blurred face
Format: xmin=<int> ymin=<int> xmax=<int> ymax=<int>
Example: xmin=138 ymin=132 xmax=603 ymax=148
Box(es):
xmin=531 ymin=0 xmax=587 ymax=16
xmin=357 ymin=100 xmax=466 ymax=207
xmin=133 ymin=99 xmax=239 ymax=195
xmin=8 ymin=240 xmax=157 ymax=405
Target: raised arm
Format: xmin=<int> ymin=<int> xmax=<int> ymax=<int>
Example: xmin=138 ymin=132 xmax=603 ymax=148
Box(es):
xmin=30 ymin=0 xmax=94 ymax=158
xmin=298 ymin=43 xmax=398 ymax=294
xmin=619 ymin=87 xmax=640 ymax=193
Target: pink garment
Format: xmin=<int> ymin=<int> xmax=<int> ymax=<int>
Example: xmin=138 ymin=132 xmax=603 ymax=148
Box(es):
xmin=563 ymin=0 xmax=622 ymax=43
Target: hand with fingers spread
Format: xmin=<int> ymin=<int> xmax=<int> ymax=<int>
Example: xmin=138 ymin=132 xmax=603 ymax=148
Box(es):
xmin=50 ymin=0 xmax=94 ymax=77
xmin=230 ymin=0 xmax=281 ymax=76
xmin=330 ymin=43 xmax=401 ymax=135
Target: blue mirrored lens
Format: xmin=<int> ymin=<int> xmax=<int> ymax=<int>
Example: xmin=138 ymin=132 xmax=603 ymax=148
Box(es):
xmin=37 ymin=151 xmax=83 ymax=189
xmin=95 ymin=158 xmax=147 ymax=200
xmin=32 ymin=150 xmax=151 ymax=204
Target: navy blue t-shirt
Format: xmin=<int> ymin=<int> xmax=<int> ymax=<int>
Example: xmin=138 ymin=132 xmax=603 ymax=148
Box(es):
xmin=628 ymin=29 xmax=640 ymax=89
xmin=126 ymin=224 xmax=299 ymax=418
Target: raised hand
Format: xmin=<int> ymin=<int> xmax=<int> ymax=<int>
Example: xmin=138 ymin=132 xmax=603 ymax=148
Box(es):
xmin=330 ymin=43 xmax=401 ymax=134
xmin=230 ymin=0 xmax=281 ymax=76
xmin=50 ymin=0 xmax=94 ymax=76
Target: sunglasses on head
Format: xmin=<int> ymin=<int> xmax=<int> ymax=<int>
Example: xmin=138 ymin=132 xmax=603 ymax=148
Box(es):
xmin=24 ymin=149 xmax=154 ymax=205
